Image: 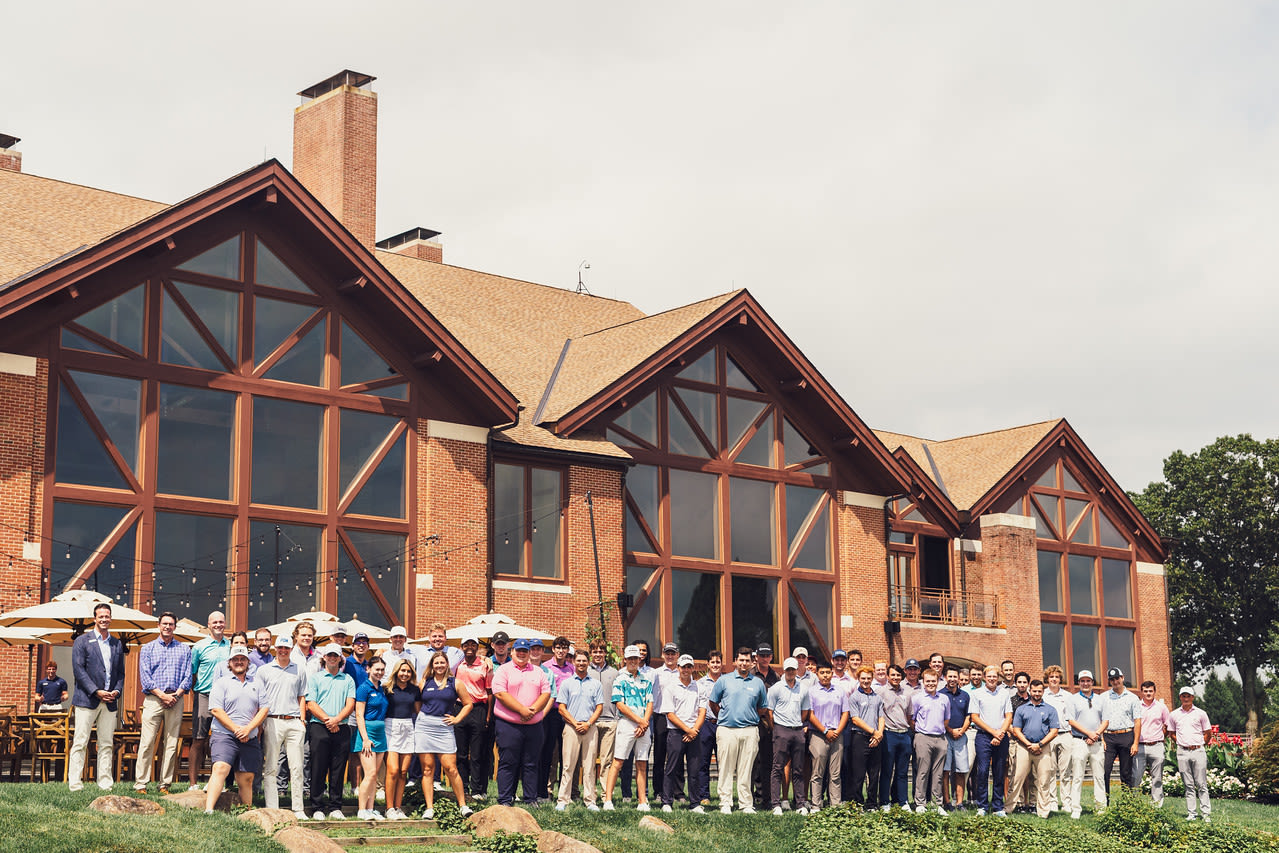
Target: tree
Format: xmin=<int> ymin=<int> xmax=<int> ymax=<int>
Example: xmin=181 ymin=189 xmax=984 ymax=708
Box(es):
xmin=1132 ymin=434 xmax=1279 ymax=737
xmin=1201 ymin=671 xmax=1246 ymax=733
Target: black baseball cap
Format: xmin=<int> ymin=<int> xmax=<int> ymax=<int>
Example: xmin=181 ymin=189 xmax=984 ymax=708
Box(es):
xmin=491 ymin=631 xmax=511 ymax=644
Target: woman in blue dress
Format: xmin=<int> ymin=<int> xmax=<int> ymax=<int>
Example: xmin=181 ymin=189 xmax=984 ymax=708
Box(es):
xmin=354 ymin=658 xmax=389 ymax=820
xmin=416 ymin=651 xmax=474 ymax=819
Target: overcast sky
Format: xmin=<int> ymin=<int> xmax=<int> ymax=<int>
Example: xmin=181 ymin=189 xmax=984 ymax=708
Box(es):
xmin=8 ymin=2 xmax=1278 ymax=493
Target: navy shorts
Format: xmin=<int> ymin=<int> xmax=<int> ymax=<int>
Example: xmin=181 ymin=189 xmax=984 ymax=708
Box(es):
xmin=209 ymin=729 xmax=263 ymax=774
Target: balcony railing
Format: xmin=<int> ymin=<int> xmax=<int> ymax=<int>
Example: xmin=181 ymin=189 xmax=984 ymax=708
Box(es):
xmin=889 ymin=585 xmax=1002 ymax=629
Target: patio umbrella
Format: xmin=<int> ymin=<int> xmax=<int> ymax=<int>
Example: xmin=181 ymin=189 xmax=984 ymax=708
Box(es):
xmin=258 ymin=610 xmax=345 ymax=643
xmin=136 ymin=617 xmax=209 ymax=644
xmin=334 ymin=617 xmax=392 ymax=641
xmin=0 ymin=627 xmax=51 ymax=714
xmin=445 ymin=612 xmax=555 ymax=647
xmin=0 ymin=589 xmax=158 ymax=636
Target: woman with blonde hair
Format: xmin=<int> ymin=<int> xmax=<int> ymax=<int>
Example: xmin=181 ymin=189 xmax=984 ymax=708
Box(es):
xmin=417 ymin=650 xmax=474 ymax=818
xmin=383 ymin=658 xmax=420 ymax=820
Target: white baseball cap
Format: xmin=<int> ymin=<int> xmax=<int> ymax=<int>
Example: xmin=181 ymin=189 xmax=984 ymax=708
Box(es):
xmin=792 ymin=647 xmax=809 ymax=657
xmin=389 ymin=626 xmax=408 ymax=638
xmin=228 ymin=645 xmax=250 ymax=659
xmin=677 ymin=654 xmax=695 ymax=667
xmin=320 ymin=643 xmax=343 ymax=657
xmin=782 ymin=657 xmax=799 ymax=670
xmin=275 ymin=635 xmax=293 ymax=648
xmin=1179 ymin=686 xmax=1195 ymax=697
xmin=623 ymin=644 xmax=641 ymax=659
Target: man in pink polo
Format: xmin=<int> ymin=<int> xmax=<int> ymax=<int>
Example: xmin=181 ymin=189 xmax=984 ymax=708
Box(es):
xmin=492 ymin=637 xmax=552 ymax=806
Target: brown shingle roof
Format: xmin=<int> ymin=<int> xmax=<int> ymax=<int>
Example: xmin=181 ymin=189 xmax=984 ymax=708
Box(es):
xmin=874 ymin=420 xmax=1060 ymax=510
xmin=0 ymin=170 xmax=166 ymax=286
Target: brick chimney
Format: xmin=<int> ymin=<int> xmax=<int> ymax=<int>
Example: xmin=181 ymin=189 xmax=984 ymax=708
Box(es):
xmin=0 ymin=134 xmax=21 ymax=173
xmin=293 ymin=71 xmax=377 ymax=247
xmin=376 ymin=227 xmax=443 ymax=263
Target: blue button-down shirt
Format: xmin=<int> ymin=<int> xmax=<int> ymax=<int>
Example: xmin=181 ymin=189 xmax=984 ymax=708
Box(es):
xmin=558 ymin=674 xmax=604 ymax=723
xmin=139 ymin=636 xmax=193 ymax=694
xmin=708 ymin=671 xmax=769 ymax=728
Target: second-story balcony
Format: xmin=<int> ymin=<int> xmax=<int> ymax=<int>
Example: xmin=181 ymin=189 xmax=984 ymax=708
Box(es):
xmin=889 ymin=585 xmax=1002 ymax=629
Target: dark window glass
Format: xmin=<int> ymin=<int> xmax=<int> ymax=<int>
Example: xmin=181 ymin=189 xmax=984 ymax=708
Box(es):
xmin=889 ymin=531 xmax=914 ymax=545
xmin=726 ymin=397 xmax=766 ymax=454
xmin=676 ymin=350 xmax=716 ymax=383
xmin=725 ymin=355 xmax=759 ymax=391
xmin=668 ymin=396 xmax=710 ymax=457
xmin=152 ymin=511 xmax=232 ymax=617
xmin=626 ymin=503 xmax=656 ymax=554
xmin=677 ymin=387 xmax=718 ymax=449
xmin=161 ymin=290 xmax=224 ymax=370
xmin=70 ymin=371 xmax=141 ymax=477
xmin=252 ymin=397 xmax=323 ymax=508
xmin=792 ymin=500 xmax=829 ymax=571
xmin=1101 ymin=558 xmax=1132 ymax=619
xmin=731 ymin=575 xmax=776 ymax=653
xmin=670 ymin=469 xmax=718 ymax=560
xmin=1035 ymin=466 xmax=1057 ymax=489
xmin=73 ymin=284 xmax=145 ymax=353
xmin=1002 ymin=496 xmax=1023 ymax=515
xmin=1038 ymin=550 xmax=1062 ymax=612
xmin=340 ymin=410 xmax=399 ymax=497
xmin=791 ymin=581 xmax=833 ymax=652
xmin=729 ymin=477 xmax=774 ymax=565
xmin=263 ymin=317 xmax=326 ymax=386
xmin=157 ymin=384 xmax=235 ymax=499
xmin=174 ymin=281 xmax=239 ymax=362
xmin=254 ymin=296 xmax=316 ymax=367
xmin=1062 ymin=468 xmax=1084 ymax=492
xmin=785 ymin=485 xmax=824 ymax=553
xmin=336 ymin=530 xmax=405 ymax=628
xmin=493 ymin=463 xmax=525 ymax=576
xmin=613 ymin=392 xmax=657 ymax=446
xmin=672 ymin=570 xmax=720 ymax=655
xmin=61 ymin=328 xmax=116 ymax=355
xmin=1098 ymin=511 xmax=1129 ymax=549
xmin=1072 ymin=625 xmax=1100 ymax=678
xmin=1104 ymin=627 xmax=1135 ymax=682
xmin=246 ymin=521 xmax=322 ymax=627
xmin=1066 ymin=498 xmax=1092 ymax=544
xmin=783 ymin=419 xmax=818 ymax=467
xmin=1036 ymin=495 xmax=1060 ymax=536
xmin=56 ymin=379 xmax=125 ymax=489
xmin=530 ymin=468 xmax=562 ymax=578
xmin=1068 ymin=554 xmax=1097 ymax=615
xmin=341 ymin=321 xmax=398 ymax=387
xmin=50 ymin=502 xmax=134 ymax=598
xmin=626 ymin=565 xmax=661 ymax=646
xmin=1040 ymin=621 xmax=1066 ymax=670
xmin=177 ymin=236 xmax=241 ymax=280
xmin=627 ymin=464 xmax=660 ymax=547
xmin=255 ymin=240 xmax=314 ymax=293
xmin=358 ymin=383 xmax=408 ymax=401
xmin=735 ymin=414 xmax=773 ymax=467
xmin=348 ymin=431 xmax=406 ymax=519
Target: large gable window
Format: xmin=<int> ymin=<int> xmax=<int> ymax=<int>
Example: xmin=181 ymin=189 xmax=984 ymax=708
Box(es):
xmin=50 ymin=231 xmax=413 ymax=628
xmin=607 ymin=345 xmax=835 ymax=658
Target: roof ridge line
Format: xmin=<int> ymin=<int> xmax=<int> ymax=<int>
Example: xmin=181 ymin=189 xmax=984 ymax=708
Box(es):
xmin=576 ymin=290 xmax=742 ymax=339
xmin=374 ymin=251 xmax=641 ymax=307
xmin=2 ymin=168 xmax=167 ymax=206
xmin=920 ymin=443 xmax=952 ymax=501
xmin=532 ymin=339 xmax=572 ymax=425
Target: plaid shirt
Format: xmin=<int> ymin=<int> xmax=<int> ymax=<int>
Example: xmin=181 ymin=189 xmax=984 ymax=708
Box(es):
xmin=139 ymin=636 xmax=193 ymax=694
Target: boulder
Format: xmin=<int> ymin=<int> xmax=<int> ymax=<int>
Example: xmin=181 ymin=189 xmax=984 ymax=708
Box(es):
xmin=272 ymin=826 xmax=349 ymax=853
xmin=468 ymin=804 xmax=542 ymax=837
xmin=638 ymin=815 xmax=675 ymax=834
xmin=237 ymin=808 xmax=299 ymax=834
xmin=538 ymin=829 xmax=604 ymax=853
xmin=87 ymin=795 xmax=165 ymax=815
xmin=161 ymin=788 xmax=238 ymax=811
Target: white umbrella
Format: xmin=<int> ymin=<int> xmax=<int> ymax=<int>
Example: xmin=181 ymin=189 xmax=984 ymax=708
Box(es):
xmin=445 ymin=612 xmax=555 ymax=647
xmin=0 ymin=589 xmax=158 ymax=635
xmin=136 ymin=617 xmax=209 ymax=644
xmin=0 ymin=626 xmax=52 ymax=647
xmin=335 ymin=617 xmax=392 ymax=641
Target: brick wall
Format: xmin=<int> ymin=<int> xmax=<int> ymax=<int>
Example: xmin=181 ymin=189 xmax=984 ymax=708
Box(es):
xmin=1137 ymin=569 xmax=1173 ymax=691
xmin=293 ymin=85 xmax=378 ymax=248
xmin=835 ymin=498 xmax=890 ymax=658
xmin=0 ymin=358 xmax=48 ymax=708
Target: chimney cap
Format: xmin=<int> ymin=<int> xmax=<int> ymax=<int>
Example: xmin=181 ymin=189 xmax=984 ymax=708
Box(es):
xmin=298 ymin=70 xmax=376 ymax=100
xmin=376 ymin=227 xmax=442 ymax=251
xmin=0 ymin=134 xmax=20 ymax=150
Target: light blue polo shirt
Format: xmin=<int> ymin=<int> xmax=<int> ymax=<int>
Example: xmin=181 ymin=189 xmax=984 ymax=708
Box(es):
xmin=1099 ymin=688 xmax=1142 ymax=730
xmin=767 ymin=678 xmax=811 ymax=728
xmin=708 ymin=671 xmax=769 ymax=728
xmin=306 ymin=668 xmax=356 ymax=724
xmin=210 ymin=674 xmax=263 ymax=734
xmin=558 ymin=674 xmax=604 ymax=723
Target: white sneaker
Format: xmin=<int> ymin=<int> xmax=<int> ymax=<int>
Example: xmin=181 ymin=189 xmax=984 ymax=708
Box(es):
xmin=772 ymin=806 xmax=783 ymax=816
xmin=603 ymin=801 xmax=615 ymax=811
xmin=313 ymin=810 xmax=326 ymax=821
xmin=370 ymin=810 xmax=384 ymax=821
xmin=691 ymin=805 xmax=704 ymax=814
xmin=781 ymin=800 xmax=791 ymax=811
xmin=720 ymin=804 xmax=732 ymax=814
xmin=555 ymin=803 xmax=567 ymax=812
xmin=459 ymin=806 xmax=473 ymax=818
xmin=882 ymin=805 xmax=891 ymax=812
xmin=434 ymin=781 xmax=447 ymax=792
xmin=740 ymin=806 xmax=756 ymax=814
xmin=976 ymin=808 xmax=986 ymax=817
xmin=662 ymin=804 xmax=672 ymax=813
xmin=1071 ymin=809 xmax=1082 ymax=819
xmin=423 ymin=808 xmax=434 ymax=820
xmin=375 ymin=790 xmax=385 ymax=802
xmin=329 ymin=809 xmax=345 ymax=820
xmin=586 ymin=803 xmax=600 ymax=812
xmin=936 ymin=806 xmax=948 ymax=816
xmin=916 ymin=805 xmax=927 ymax=814
xmin=636 ymin=802 xmax=650 ymax=812
xmin=1204 ymin=816 xmax=1212 ymax=824
xmin=994 ymin=810 xmax=1007 ymax=818
xmin=294 ymin=811 xmax=307 ymax=821
xmin=357 ymin=809 xmax=371 ymax=820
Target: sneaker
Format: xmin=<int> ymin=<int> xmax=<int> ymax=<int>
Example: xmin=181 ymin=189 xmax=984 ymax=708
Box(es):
xmin=882 ymin=804 xmax=892 ymax=813
xmin=555 ymin=803 xmax=567 ymax=812
xmin=637 ymin=802 xmax=651 ymax=812
xmin=313 ymin=810 xmax=326 ymax=821
xmin=329 ymin=810 xmax=345 ymax=821
xmin=434 ymin=781 xmax=447 ymax=792
xmin=357 ymin=809 xmax=370 ymax=820
xmin=720 ymin=804 xmax=732 ymax=814
xmin=459 ymin=806 xmax=473 ymax=818
xmin=294 ymin=811 xmax=307 ymax=821
xmin=772 ymin=806 xmax=783 ymax=816
xmin=190 ymin=783 xmax=203 ymax=792
xmin=936 ymin=806 xmax=948 ymax=816
xmin=603 ymin=801 xmax=615 ymax=811
xmin=740 ymin=806 xmax=756 ymax=814
xmin=204 ymin=808 xmax=213 ymax=814
xmin=993 ymin=810 xmax=1007 ymax=818
xmin=662 ymin=804 xmax=672 ymax=813
xmin=1204 ymin=816 xmax=1212 ymax=824
xmin=423 ymin=808 xmax=434 ymax=820
xmin=781 ymin=800 xmax=792 ymax=811
xmin=691 ymin=805 xmax=705 ymax=814
xmin=916 ymin=805 xmax=927 ymax=814
xmin=370 ymin=810 xmax=385 ymax=821
xmin=1071 ymin=809 xmax=1081 ymax=820
xmin=472 ymin=793 xmax=487 ymax=802
xmin=158 ymin=786 xmax=170 ymax=795
xmin=586 ymin=803 xmax=600 ymax=812
xmin=134 ymin=784 xmax=147 ymax=793
xmin=405 ymin=780 xmax=416 ymax=789
xmin=976 ymin=808 xmax=986 ymax=817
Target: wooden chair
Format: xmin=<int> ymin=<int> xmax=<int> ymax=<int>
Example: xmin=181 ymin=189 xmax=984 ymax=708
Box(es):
xmin=0 ymin=716 xmax=26 ymax=780
xmin=28 ymin=712 xmax=71 ymax=783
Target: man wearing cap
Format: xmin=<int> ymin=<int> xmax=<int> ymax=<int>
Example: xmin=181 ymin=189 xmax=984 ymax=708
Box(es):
xmin=250 ymin=628 xmax=275 ymax=668
xmin=1067 ymin=669 xmax=1106 ymax=817
xmin=602 ymin=644 xmax=655 ymax=811
xmin=831 ymin=650 xmax=855 ymax=695
xmin=650 ymin=641 xmax=682 ymax=803
xmin=259 ymin=634 xmax=308 ymax=819
xmin=751 ymin=644 xmax=779 ymax=805
xmin=807 ymin=660 xmax=849 ymax=810
xmin=455 ymin=637 xmax=493 ymax=801
xmin=381 ymin=626 xmax=426 ymax=687
xmin=135 ymin=611 xmax=192 ymax=794
xmin=768 ymin=657 xmax=812 ymax=815
xmin=188 ymin=610 xmax=229 ymax=789
xmin=911 ymin=669 xmax=950 ymax=814
xmin=709 ymin=647 xmax=771 ymax=814
xmin=902 ymin=658 xmax=923 ymax=694
xmin=693 ymin=649 xmax=722 ymax=808
xmin=1132 ymin=680 xmax=1172 ymax=807
xmin=492 ymin=637 xmax=552 ymax=806
xmin=554 ymin=649 xmax=604 ymax=811
xmin=1167 ymin=686 xmax=1213 ymax=822
xmin=661 ymin=653 xmax=706 ymax=813
xmin=306 ymin=643 xmax=357 ymax=820
xmin=846 ymin=665 xmax=884 ymax=808
xmin=969 ymin=664 xmax=1013 ymax=817
xmin=343 ymin=632 xmax=374 ymax=688
xmin=1010 ymin=679 xmax=1061 ymax=819
xmin=205 ymin=644 xmax=269 ymax=813
xmin=1098 ymin=667 xmax=1141 ymax=798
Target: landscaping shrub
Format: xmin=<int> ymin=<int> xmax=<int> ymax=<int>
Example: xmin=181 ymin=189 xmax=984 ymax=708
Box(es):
xmin=1247 ymin=720 xmax=1279 ymax=801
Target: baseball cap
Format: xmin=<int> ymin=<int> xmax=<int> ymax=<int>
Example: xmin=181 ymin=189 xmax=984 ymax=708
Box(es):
xmin=1107 ymin=667 xmax=1124 ymax=680
xmin=623 ymin=644 xmax=641 ymax=659
xmin=677 ymin=654 xmax=695 ymax=667
xmin=275 ymin=635 xmax=293 ymax=648
xmin=512 ymin=638 xmax=534 ymax=651
xmin=229 ymin=645 xmax=250 ymax=659
xmin=352 ymin=632 xmax=369 ymax=643
xmin=389 ymin=626 xmax=408 ymax=638
xmin=757 ymin=644 xmax=773 ymax=655
xmin=320 ymin=643 xmax=343 ymax=657
xmin=1179 ymin=686 xmax=1195 ymax=696
xmin=792 ymin=647 xmax=809 ymax=658
xmin=663 ymin=642 xmax=679 ymax=653
xmin=782 ymin=657 xmax=799 ymax=670
xmin=491 ymin=631 xmax=511 ymax=644
xmin=530 ymin=638 xmax=545 ymax=648
xmin=832 ymin=649 xmax=848 ymax=659
xmin=904 ymin=658 xmax=921 ymax=669
xmin=1077 ymin=669 xmax=1094 ymax=681
xmin=331 ymin=624 xmax=348 ymax=636
xmin=461 ymin=637 xmax=479 ymax=646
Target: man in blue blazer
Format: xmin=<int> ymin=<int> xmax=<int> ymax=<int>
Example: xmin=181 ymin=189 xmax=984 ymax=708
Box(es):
xmin=68 ymin=602 xmax=126 ymax=791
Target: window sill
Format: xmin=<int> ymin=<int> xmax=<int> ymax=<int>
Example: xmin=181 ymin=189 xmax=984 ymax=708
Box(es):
xmin=492 ymin=579 xmax=572 ymax=595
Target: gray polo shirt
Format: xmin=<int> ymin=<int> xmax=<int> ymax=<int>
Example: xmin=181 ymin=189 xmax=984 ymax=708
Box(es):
xmin=848 ymin=687 xmax=885 ymax=734
xmin=210 ymin=674 xmax=264 ymax=734
xmin=666 ymin=677 xmax=706 ymax=727
xmin=588 ymin=663 xmax=619 ymax=721
xmin=767 ymin=679 xmax=811 ymax=728
xmin=257 ymin=659 xmax=307 ymax=718
xmin=696 ymin=674 xmax=719 ymax=721
xmin=880 ymin=684 xmax=912 ymax=732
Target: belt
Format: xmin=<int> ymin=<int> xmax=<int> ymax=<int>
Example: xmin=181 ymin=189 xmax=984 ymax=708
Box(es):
xmin=776 ymin=724 xmax=803 ymax=730
xmin=1179 ymin=744 xmax=1202 ymax=751
xmin=269 ymin=715 xmax=299 ymax=720
xmin=886 ymin=727 xmax=910 ymax=734
xmin=1140 ymin=741 xmax=1164 ymax=746
xmin=1108 ymin=728 xmax=1132 ymax=735
xmin=916 ymin=731 xmax=945 ymax=738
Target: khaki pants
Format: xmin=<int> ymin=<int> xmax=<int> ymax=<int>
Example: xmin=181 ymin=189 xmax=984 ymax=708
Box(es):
xmin=809 ymin=732 xmax=843 ymax=807
xmin=1011 ymin=744 xmax=1057 ymax=818
xmin=69 ymin=703 xmax=116 ymax=790
xmin=136 ymin=694 xmax=184 ymax=787
xmin=1047 ymin=734 xmax=1073 ymax=811
xmin=716 ymin=726 xmax=759 ymax=810
xmin=263 ymin=717 xmax=306 ymax=813
xmin=557 ymin=722 xmax=599 ymax=806
xmin=1068 ymin=736 xmax=1106 ymax=811
xmin=1007 ymin=741 xmax=1029 ymax=808
xmin=594 ymin=719 xmax=617 ymax=790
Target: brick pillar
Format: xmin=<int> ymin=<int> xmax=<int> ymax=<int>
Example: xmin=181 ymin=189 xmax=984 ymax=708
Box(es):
xmin=1136 ymin=561 xmax=1173 ymax=692
xmin=293 ymin=73 xmax=378 ymax=247
xmin=978 ymin=513 xmax=1043 ymax=671
xmin=836 ymin=491 xmax=891 ymax=662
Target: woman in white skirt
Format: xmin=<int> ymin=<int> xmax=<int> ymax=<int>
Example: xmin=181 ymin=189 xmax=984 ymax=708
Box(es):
xmin=417 ymin=651 xmax=475 ymax=819
xmin=384 ymin=659 xmax=421 ymax=820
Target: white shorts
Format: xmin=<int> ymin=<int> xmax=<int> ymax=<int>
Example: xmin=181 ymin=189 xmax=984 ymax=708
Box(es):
xmin=386 ymin=717 xmax=415 ymax=754
xmin=613 ymin=717 xmax=653 ymax=762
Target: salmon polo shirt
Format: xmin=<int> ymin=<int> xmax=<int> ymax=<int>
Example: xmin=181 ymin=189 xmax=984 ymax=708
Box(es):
xmin=492 ymin=660 xmax=551 ymax=725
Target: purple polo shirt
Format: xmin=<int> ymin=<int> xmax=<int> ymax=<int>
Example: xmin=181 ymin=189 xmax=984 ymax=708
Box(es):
xmin=492 ymin=660 xmax=551 ymax=725
xmin=808 ymin=683 xmax=849 ymax=731
xmin=545 ymin=658 xmax=576 ymax=705
xmin=910 ymin=688 xmax=950 ymax=736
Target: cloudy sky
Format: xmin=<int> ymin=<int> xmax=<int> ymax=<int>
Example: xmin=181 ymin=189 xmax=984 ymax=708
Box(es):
xmin=7 ymin=2 xmax=1278 ymax=492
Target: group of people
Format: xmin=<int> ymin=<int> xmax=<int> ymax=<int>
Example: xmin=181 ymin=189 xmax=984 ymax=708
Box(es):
xmin=55 ymin=603 xmax=1218 ymax=824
